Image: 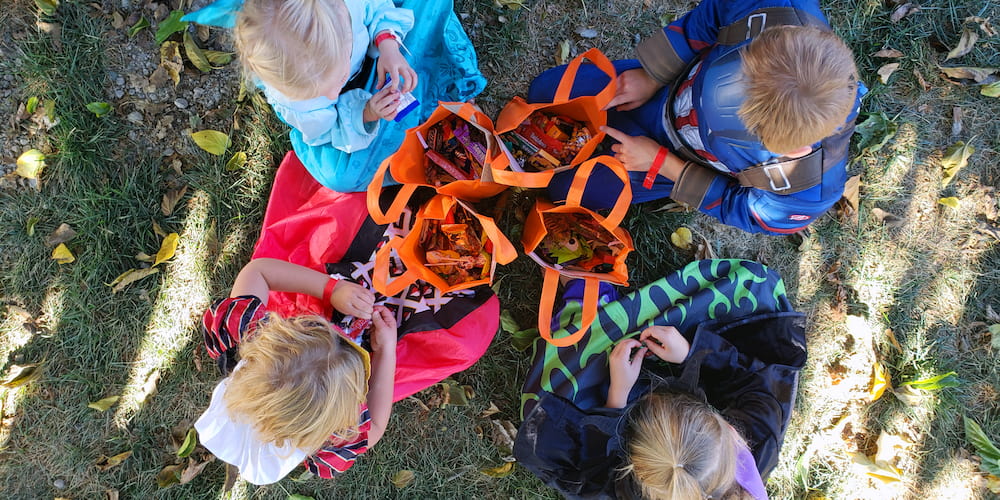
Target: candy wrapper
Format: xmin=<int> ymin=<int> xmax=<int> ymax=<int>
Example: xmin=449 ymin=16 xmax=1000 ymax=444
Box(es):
xmin=419 ymin=204 xmax=494 ymax=286
xmin=500 ymin=112 xmax=593 ymax=172
xmin=418 ymin=116 xmax=490 ymax=187
xmin=536 ymin=212 xmax=625 ymax=273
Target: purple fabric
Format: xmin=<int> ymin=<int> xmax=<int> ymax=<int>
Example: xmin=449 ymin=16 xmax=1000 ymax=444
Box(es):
xmin=735 ymin=443 xmax=768 ymax=499
xmin=550 ymin=279 xmax=619 ymax=331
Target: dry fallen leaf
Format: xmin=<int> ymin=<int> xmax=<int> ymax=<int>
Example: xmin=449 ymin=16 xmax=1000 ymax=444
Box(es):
xmin=939 ymin=197 xmax=960 ymax=209
xmin=95 ymin=451 xmax=132 ymax=471
xmin=848 ymin=451 xmax=904 ymax=484
xmin=952 ymin=106 xmax=964 ymax=136
xmin=481 ymin=462 xmax=515 ymax=477
xmin=153 ymin=233 xmax=179 ymax=267
xmin=694 ymin=234 xmax=717 ymax=260
xmin=152 ymin=220 xmax=167 ymax=238
xmin=52 ymin=243 xmax=75 ymax=264
xmin=88 ymin=395 xmax=120 ymax=412
xmin=110 ymin=267 xmax=159 ymax=294
xmin=161 ymin=185 xmax=188 ymax=216
xmin=156 ymin=464 xmax=182 ymax=488
xmin=556 ymin=39 xmax=571 ymax=65
xmin=159 ymin=41 xmax=184 ymax=87
xmin=44 ymin=223 xmax=77 ymax=247
xmin=180 ymin=456 xmax=212 ymax=484
xmin=912 ymin=68 xmax=930 ymax=91
xmin=890 ymin=3 xmax=919 ymax=24
xmin=941 ymin=141 xmax=974 ymax=187
xmin=391 ymin=470 xmax=415 ymax=489
xmin=869 ymin=362 xmax=891 ymax=402
xmin=225 ymin=151 xmax=247 ymax=171
xmin=15 ymin=149 xmax=46 ymax=179
xmin=2 ymin=362 xmax=44 ymax=388
xmin=182 ymin=31 xmax=211 ymax=73
xmin=967 ymin=16 xmax=997 ymax=37
xmin=878 ymin=63 xmax=900 ymax=84
xmin=842 ymin=175 xmax=861 ymax=210
xmin=872 ymin=207 xmax=905 ymax=228
xmin=670 ymin=227 xmax=693 ymax=250
xmin=939 ymin=66 xmax=999 ymax=84
xmin=946 ymin=28 xmax=979 ymax=60
xmin=480 ymin=402 xmax=501 ymax=418
xmin=872 ymin=48 xmax=904 ymax=58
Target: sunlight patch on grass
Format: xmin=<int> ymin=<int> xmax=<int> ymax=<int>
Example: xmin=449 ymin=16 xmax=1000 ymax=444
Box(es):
xmin=219 ymin=478 xmax=250 ymax=500
xmin=919 ymin=452 xmax=980 ymax=499
xmin=113 ymin=190 xmax=214 ymax=427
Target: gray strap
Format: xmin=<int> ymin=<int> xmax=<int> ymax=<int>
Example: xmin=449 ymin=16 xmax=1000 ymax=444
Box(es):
xmin=636 ymin=29 xmax=688 ymax=85
xmin=716 ymin=7 xmax=829 ymax=46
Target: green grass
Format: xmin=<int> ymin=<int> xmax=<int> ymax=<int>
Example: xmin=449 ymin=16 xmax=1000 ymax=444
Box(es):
xmin=1 ymin=0 xmax=1000 ymax=499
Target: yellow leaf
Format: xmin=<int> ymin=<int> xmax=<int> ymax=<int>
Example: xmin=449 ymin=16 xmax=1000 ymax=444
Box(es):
xmin=847 ymin=451 xmax=903 ymax=484
xmin=156 ymin=464 xmax=182 ymax=488
xmin=391 ymin=469 xmax=415 ymax=488
xmin=938 ymin=197 xmax=960 ymax=208
xmin=190 ymin=130 xmax=230 ymax=156
xmin=481 ymin=462 xmax=515 ymax=477
xmin=159 ymin=41 xmax=183 ymax=86
xmin=986 ymin=475 xmax=1000 ymax=494
xmin=869 ymin=362 xmax=891 ymax=401
xmin=95 ymin=450 xmax=132 ymax=471
xmin=225 ymin=151 xmax=247 ymax=171
xmin=941 ymin=141 xmax=974 ymax=187
xmin=670 ymin=227 xmax=693 ymax=250
xmin=52 ymin=243 xmax=75 ymax=264
xmin=203 ymin=50 xmax=233 ymax=66
xmin=557 ymin=40 xmax=570 ymax=65
xmin=2 ymin=362 xmax=44 ymax=388
xmin=34 ymin=0 xmax=58 ymax=16
xmin=153 ymin=233 xmax=179 ymax=266
xmin=16 ymin=149 xmax=46 ymax=179
xmin=88 ymin=395 xmax=120 ymax=411
xmin=110 ymin=267 xmax=160 ymax=293
xmin=182 ymin=32 xmax=211 ymax=73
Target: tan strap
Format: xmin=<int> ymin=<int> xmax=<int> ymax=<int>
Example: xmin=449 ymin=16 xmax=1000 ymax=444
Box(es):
xmin=732 ymin=149 xmax=825 ymax=195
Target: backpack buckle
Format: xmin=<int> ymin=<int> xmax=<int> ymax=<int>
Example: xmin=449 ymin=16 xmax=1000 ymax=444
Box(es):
xmin=764 ymin=164 xmax=791 ymax=191
xmin=747 ymin=13 xmax=767 ymax=39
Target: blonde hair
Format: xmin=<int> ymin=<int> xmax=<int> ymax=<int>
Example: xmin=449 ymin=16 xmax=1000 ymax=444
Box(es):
xmin=235 ymin=0 xmax=351 ymax=100
xmin=739 ymin=25 xmax=859 ymax=154
xmin=624 ymin=393 xmax=747 ymax=499
xmin=225 ymin=314 xmax=368 ymax=452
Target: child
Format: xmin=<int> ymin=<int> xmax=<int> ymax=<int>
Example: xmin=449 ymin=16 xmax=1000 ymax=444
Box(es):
xmin=184 ymin=0 xmax=486 ymax=192
xmin=515 ymin=260 xmax=807 ymax=499
xmin=195 ymin=258 xmax=396 ymax=484
xmin=530 ymin=0 xmax=865 ymax=235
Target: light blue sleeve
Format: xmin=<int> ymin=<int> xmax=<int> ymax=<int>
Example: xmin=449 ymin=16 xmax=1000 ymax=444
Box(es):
xmin=263 ymin=85 xmax=380 ymax=153
xmin=363 ymin=0 xmax=414 ymax=42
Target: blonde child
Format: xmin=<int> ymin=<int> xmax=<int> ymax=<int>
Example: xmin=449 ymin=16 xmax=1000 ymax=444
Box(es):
xmin=516 ymin=260 xmax=806 ymax=499
xmin=184 ymin=0 xmax=486 ymax=192
xmin=531 ymin=0 xmax=864 ymax=234
xmin=195 ymin=258 xmax=396 ymax=484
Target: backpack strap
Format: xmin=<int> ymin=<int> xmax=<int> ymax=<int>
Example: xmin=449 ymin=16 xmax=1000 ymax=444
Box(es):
xmin=716 ymin=7 xmax=830 ymax=46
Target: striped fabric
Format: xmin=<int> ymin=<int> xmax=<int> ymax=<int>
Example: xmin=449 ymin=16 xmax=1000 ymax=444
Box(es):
xmin=201 ymin=295 xmax=371 ymax=477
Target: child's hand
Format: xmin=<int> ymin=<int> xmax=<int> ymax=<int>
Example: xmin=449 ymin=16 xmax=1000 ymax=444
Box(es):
xmin=376 ymin=39 xmax=418 ymax=93
xmin=364 ymin=85 xmax=401 ymax=122
xmin=640 ymin=326 xmax=690 ymax=364
xmin=370 ymin=306 xmax=397 ymax=353
xmin=606 ymin=338 xmax=646 ymax=408
xmin=330 ymin=280 xmax=375 ymax=318
xmin=603 ymin=68 xmax=663 ymax=111
xmin=601 ymin=125 xmax=668 ymax=174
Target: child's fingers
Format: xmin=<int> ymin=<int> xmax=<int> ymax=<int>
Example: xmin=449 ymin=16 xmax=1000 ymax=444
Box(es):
xmin=629 ymin=347 xmax=648 ymax=365
xmin=387 ymin=68 xmax=401 ymax=90
xmin=600 ymin=125 xmax=630 ymax=144
xmin=402 ymin=67 xmax=418 ymax=92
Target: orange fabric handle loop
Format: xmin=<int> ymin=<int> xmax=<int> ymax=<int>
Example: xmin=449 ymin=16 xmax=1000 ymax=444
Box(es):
xmin=537 ymin=270 xmax=601 ymax=347
xmin=372 ymin=237 xmax=418 ymax=296
xmin=554 ymin=48 xmax=619 ymax=104
xmin=564 ymin=155 xmax=633 ymax=229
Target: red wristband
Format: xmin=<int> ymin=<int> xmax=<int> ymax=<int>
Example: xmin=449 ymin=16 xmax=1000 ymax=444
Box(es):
xmin=322 ymin=277 xmax=338 ymax=306
xmin=374 ymin=31 xmax=397 ymax=48
xmin=643 ymin=147 xmax=669 ymax=189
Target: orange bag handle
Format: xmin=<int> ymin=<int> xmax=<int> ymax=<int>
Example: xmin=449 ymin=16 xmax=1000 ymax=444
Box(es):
xmin=554 ymin=48 xmax=618 ymax=106
xmin=565 ymin=155 xmax=633 ymax=229
xmin=372 ymin=237 xmax=421 ymax=296
xmin=537 ymin=268 xmax=601 ymax=347
xmin=471 ymin=209 xmax=518 ymax=265
xmin=366 ymin=157 xmax=419 ymax=225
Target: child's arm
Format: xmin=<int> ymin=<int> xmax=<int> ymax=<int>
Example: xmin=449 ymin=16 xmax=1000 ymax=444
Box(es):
xmin=366 ymin=306 xmax=398 ymax=446
xmin=231 ymin=258 xmax=375 ymax=319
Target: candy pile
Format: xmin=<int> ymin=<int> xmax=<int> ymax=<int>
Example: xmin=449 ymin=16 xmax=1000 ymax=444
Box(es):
xmin=502 ymin=112 xmax=592 ymax=172
xmin=536 ymin=213 xmax=624 ymax=273
xmin=418 ymin=116 xmax=489 ymax=186
xmin=420 ymin=207 xmax=493 ymax=285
